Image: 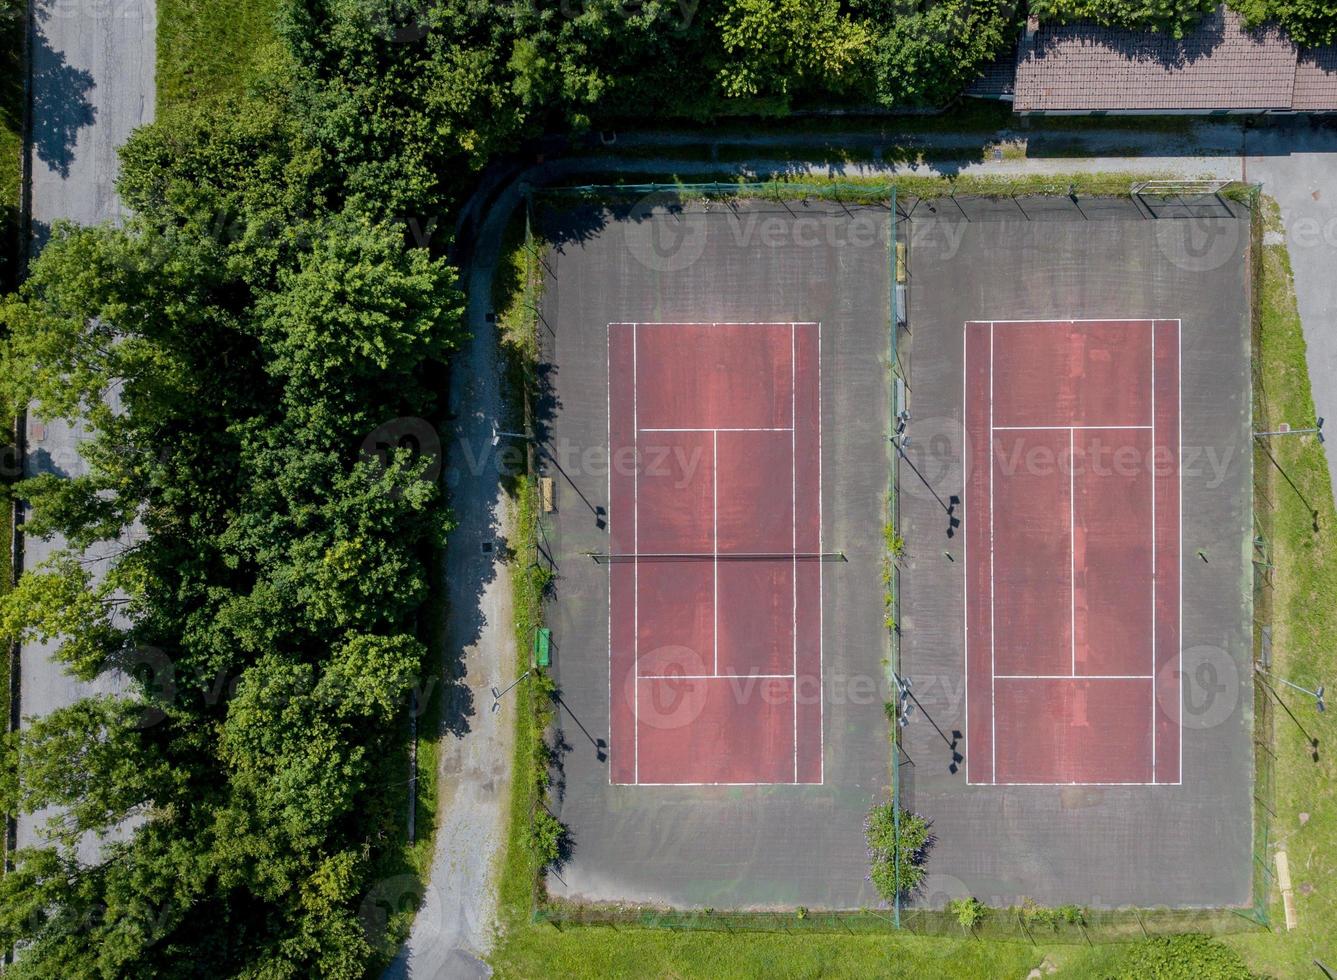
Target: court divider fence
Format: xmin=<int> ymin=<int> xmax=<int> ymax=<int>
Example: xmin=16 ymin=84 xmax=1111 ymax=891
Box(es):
xmin=532 ymin=903 xmax=1266 ymax=943
xmin=524 ymin=179 xmax=1274 ymax=939
xmin=887 ymin=188 xmax=904 ymax=928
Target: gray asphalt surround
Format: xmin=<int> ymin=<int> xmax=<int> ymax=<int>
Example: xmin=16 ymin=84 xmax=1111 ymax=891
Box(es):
xmin=536 ymin=200 xmax=893 ymax=909
xmin=900 ymin=198 xmax=1254 ymax=909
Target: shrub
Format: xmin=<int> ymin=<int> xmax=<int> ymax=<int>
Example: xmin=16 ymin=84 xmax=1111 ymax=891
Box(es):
xmin=529 ymin=807 xmax=567 ymax=866
xmin=949 ymin=896 xmax=988 ymax=931
xmin=865 ymin=801 xmax=932 ymax=901
xmin=1108 ymin=934 xmax=1253 ymax=979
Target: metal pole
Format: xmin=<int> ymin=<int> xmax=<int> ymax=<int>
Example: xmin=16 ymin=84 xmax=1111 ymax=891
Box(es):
xmin=492 ymin=668 xmax=533 ymax=708
xmin=1258 ymin=674 xmax=1319 ymax=748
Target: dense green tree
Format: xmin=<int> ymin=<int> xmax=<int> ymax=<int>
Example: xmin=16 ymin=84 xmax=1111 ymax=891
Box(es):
xmin=715 ymin=0 xmax=872 ymax=100
xmin=1031 ymin=0 xmax=1216 ymax=37
xmin=1232 ymin=0 xmax=1337 ymax=45
xmin=858 ymin=0 xmax=1019 ymax=109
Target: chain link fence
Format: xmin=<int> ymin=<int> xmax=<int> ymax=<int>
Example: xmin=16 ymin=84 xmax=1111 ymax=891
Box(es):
xmin=524 ymin=179 xmax=1273 ymax=938
xmin=534 ymin=903 xmax=1265 ymax=943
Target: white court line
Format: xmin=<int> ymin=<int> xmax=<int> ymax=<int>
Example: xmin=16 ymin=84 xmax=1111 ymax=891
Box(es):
xmin=632 ymin=323 xmax=640 ymax=784
xmin=994 ymin=781 xmax=1173 ymax=787
xmin=639 ymin=673 xmax=796 ymax=680
xmin=993 ymin=424 xmax=1152 ymax=431
xmin=791 ymin=322 xmax=798 ymax=784
xmin=1070 ymin=427 xmax=1076 ymax=677
xmin=988 ymin=318 xmax=1161 ymax=324
xmin=1178 ymin=318 xmax=1184 ymax=786
xmin=641 ymin=426 xmax=793 ymax=433
xmin=628 ymin=321 xmax=821 ymax=327
xmin=1151 ymin=321 xmax=1157 ymax=782
xmin=962 ymin=324 xmax=970 ymax=784
xmin=817 ymin=321 xmax=825 ymax=785
xmin=989 ymin=322 xmax=997 ymax=784
xmin=633 ymin=782 xmax=804 ymax=787
xmin=996 ymin=674 xmax=1154 ymax=680
xmin=713 ymin=430 xmax=718 ymax=676
xmin=606 ymin=326 xmax=613 ymax=787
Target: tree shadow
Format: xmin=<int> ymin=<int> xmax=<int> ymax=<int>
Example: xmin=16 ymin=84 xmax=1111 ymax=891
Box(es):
xmin=29 ymin=19 xmax=97 ymax=179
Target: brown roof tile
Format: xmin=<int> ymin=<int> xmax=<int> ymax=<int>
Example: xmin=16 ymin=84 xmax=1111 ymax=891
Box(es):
xmin=1014 ymin=6 xmax=1299 ymax=111
xmin=1295 ymin=48 xmax=1337 ymax=110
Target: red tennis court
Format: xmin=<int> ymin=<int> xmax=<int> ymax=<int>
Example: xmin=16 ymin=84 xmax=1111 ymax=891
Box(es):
xmin=608 ymin=322 xmax=823 ymax=785
xmin=964 ymin=319 xmax=1181 ymax=785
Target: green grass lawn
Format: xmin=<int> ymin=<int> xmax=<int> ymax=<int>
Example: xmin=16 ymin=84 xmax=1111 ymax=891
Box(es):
xmin=2 ymin=0 xmax=23 ymax=290
xmin=156 ymin=0 xmax=283 ymax=115
xmin=1219 ymin=197 xmax=1337 ymax=977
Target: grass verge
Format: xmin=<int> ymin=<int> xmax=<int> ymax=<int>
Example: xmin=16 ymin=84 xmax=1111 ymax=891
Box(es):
xmin=541 ymin=170 xmax=1198 ymax=206
xmin=156 ymin=0 xmax=283 ymax=115
xmin=493 ymin=204 xmax=561 ymax=930
xmin=1220 ymin=195 xmax=1337 ymax=976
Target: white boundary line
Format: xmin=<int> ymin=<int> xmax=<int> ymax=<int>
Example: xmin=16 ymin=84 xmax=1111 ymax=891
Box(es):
xmin=1070 ymin=427 xmax=1077 ymax=677
xmin=713 ymin=429 xmax=719 ymax=676
xmin=1151 ymin=321 xmax=1158 ymax=782
xmin=996 ymin=674 xmax=1154 ymax=680
xmin=640 ymin=673 xmax=797 ymax=680
xmin=818 ymin=320 xmax=825 ymax=785
xmin=633 ymin=323 xmax=640 ymax=784
xmin=606 ymin=326 xmax=613 ymax=787
xmin=989 ymin=317 xmax=1162 ymax=324
xmin=989 ymin=322 xmax=997 ymax=783
xmin=962 ymin=324 xmax=970 ymax=784
xmin=991 ymin=781 xmax=1168 ymax=787
xmin=1178 ymin=318 xmax=1184 ymax=786
xmin=642 ymin=426 xmax=793 ymax=433
xmin=993 ymin=424 xmax=1152 ymax=431
xmin=791 ymin=322 xmax=799 ymax=784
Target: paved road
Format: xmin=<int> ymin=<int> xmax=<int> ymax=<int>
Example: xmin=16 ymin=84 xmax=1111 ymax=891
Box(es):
xmin=17 ymin=0 xmax=156 ymax=854
xmin=1244 ymin=125 xmax=1337 ymax=487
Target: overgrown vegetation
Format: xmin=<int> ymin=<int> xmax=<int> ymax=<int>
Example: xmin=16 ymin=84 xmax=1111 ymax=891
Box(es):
xmin=1233 ymin=0 xmax=1337 ymax=44
xmin=1031 ymin=0 xmax=1216 ymax=36
xmin=866 ymin=802 xmax=932 ymax=901
xmin=1 ymin=0 xmax=21 ymax=291
xmin=1030 ymin=0 xmax=1337 ymax=47
xmin=495 ymin=215 xmax=567 ymax=923
xmin=948 ymin=896 xmax=988 ymax=931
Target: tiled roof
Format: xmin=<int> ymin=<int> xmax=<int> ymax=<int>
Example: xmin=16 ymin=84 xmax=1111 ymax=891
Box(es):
xmin=1013 ymin=7 xmax=1301 ymax=111
xmin=1294 ymin=48 xmax=1337 ymax=110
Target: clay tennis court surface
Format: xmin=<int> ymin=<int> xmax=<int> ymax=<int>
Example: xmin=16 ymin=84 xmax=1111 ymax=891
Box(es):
xmin=607 ymin=322 xmax=823 ymax=785
xmin=965 ymin=319 xmax=1182 ymax=785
